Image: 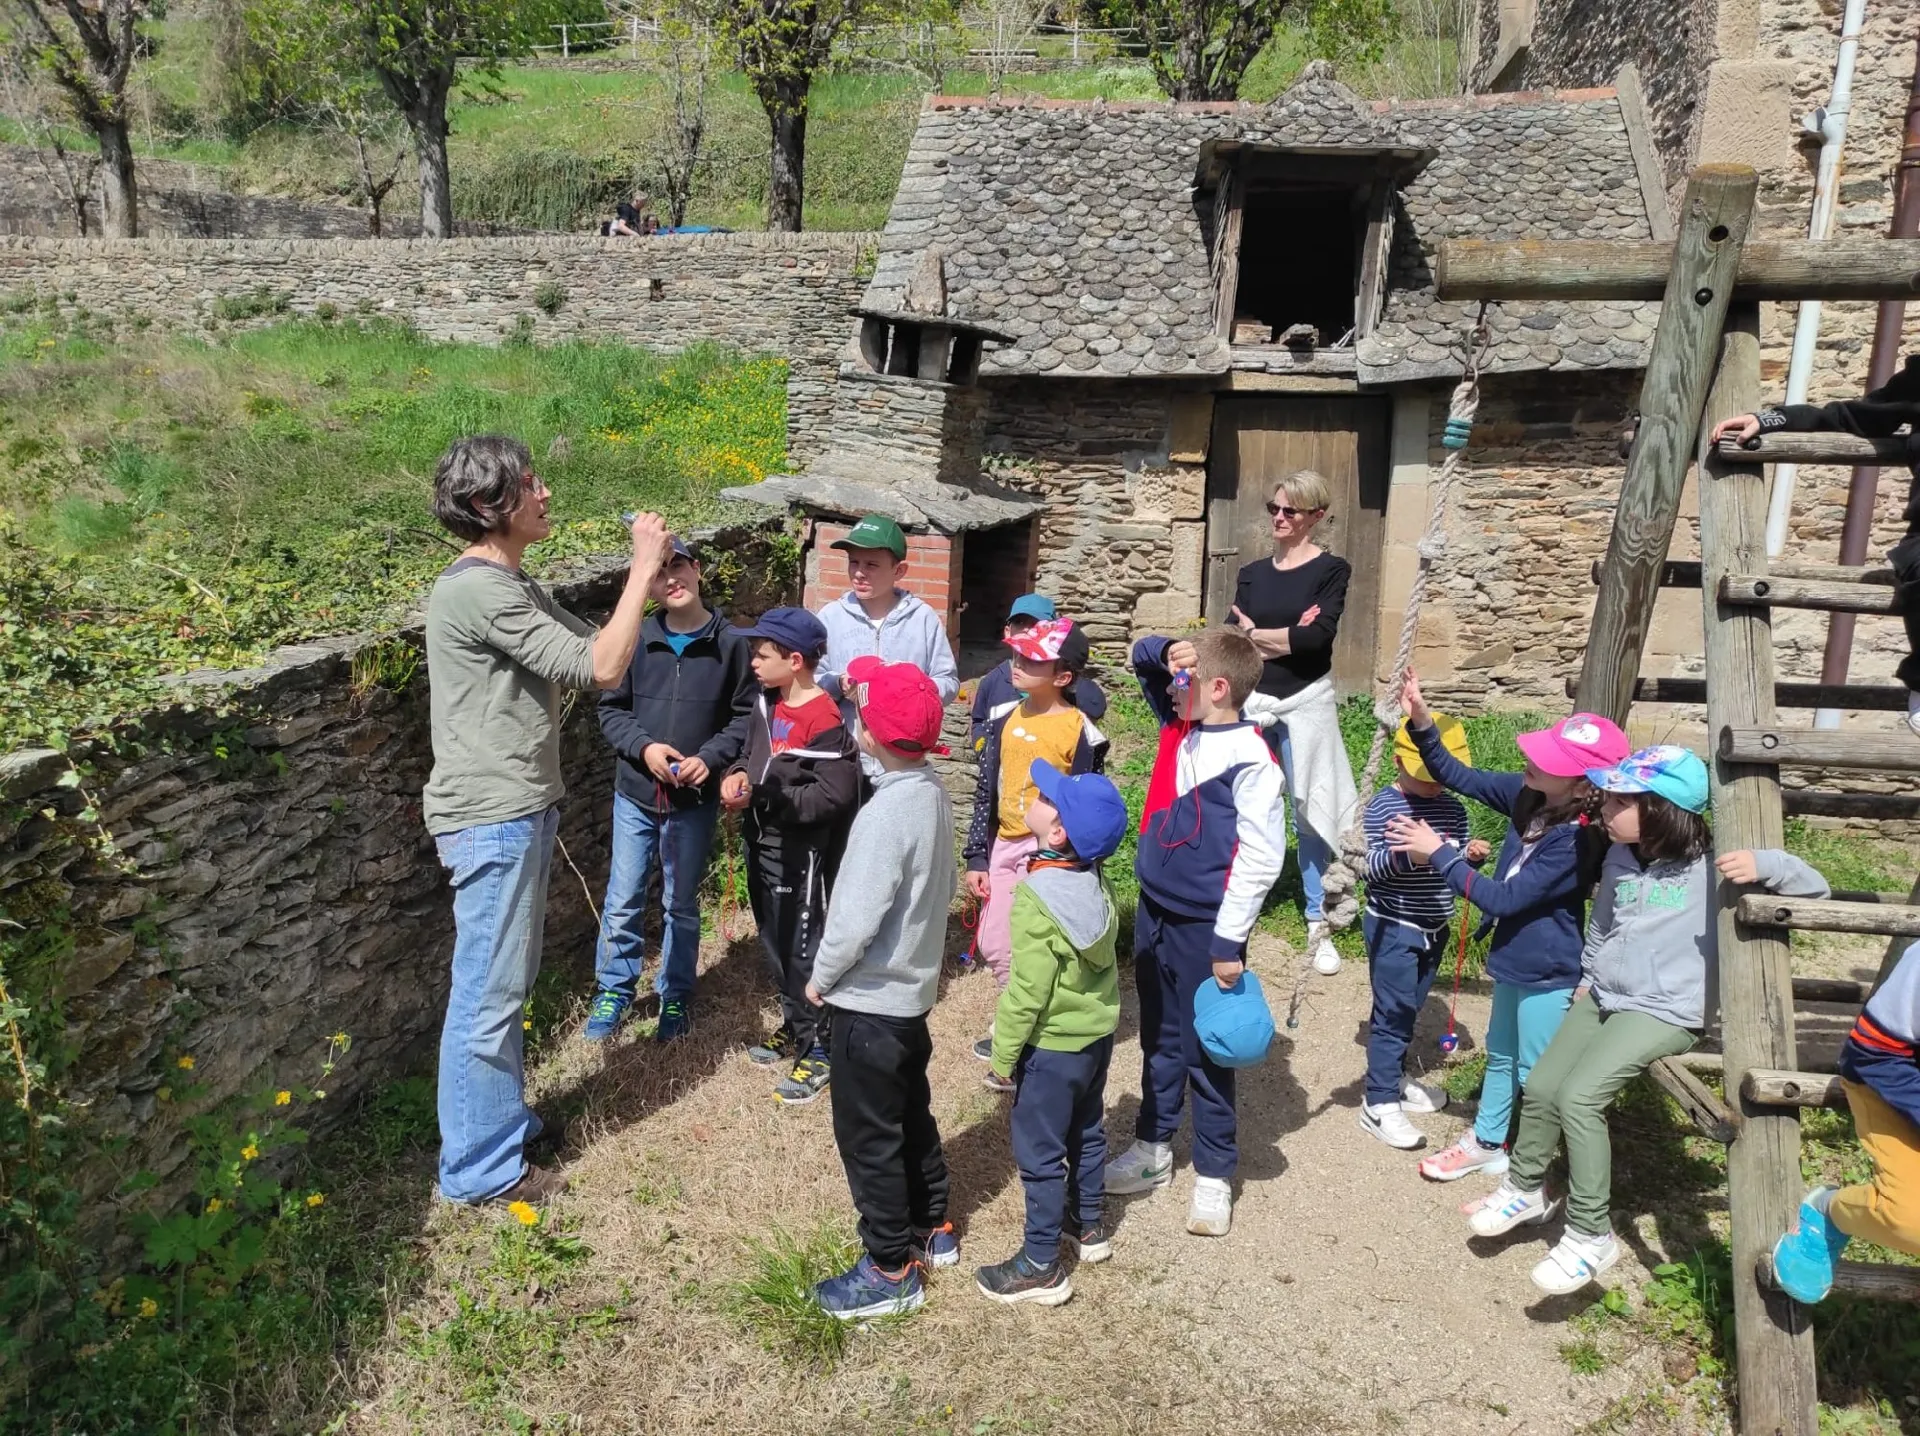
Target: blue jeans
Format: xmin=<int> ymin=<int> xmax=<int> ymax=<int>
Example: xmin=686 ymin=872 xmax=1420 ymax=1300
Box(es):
xmin=1475 ymin=980 xmax=1577 ymax=1148
xmin=1275 ymin=722 xmax=1330 ymax=923
xmin=1011 ymin=1038 xmax=1113 ymax=1265
xmin=595 ymin=791 xmax=721 ymax=1006
xmin=1363 ymin=915 xmax=1448 ymax=1106
xmin=435 ymin=805 xmax=559 ymax=1204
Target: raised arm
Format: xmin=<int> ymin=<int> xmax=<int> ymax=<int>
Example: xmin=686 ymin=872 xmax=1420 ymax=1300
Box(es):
xmin=587 ymin=513 xmax=671 ymax=688
xmin=1131 ymin=635 xmax=1178 ymax=727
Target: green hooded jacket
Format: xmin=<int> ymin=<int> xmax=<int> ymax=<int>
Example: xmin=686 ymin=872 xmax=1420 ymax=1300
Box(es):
xmin=991 ymin=865 xmax=1120 ymax=1077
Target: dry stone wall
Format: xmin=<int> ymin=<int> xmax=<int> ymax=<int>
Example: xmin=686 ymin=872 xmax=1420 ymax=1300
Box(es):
xmin=0 ymin=232 xmax=878 ymax=463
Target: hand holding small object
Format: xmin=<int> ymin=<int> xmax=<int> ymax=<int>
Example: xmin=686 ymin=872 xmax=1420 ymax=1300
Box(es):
xmin=643 ymin=742 xmax=683 ymax=783
xmin=1716 ymin=849 xmax=1761 ymax=885
xmin=965 ymin=870 xmax=991 ymax=902
xmin=1464 ymin=837 xmax=1492 ymax=863
xmin=1167 ymin=638 xmax=1198 ymax=672
xmin=673 ymin=755 xmax=710 ymax=787
xmin=1212 ymin=959 xmax=1244 ymax=990
xmin=1385 ymin=813 xmax=1445 ymax=863
xmin=1398 ymin=668 xmax=1432 ymax=728
xmin=623 ymin=510 xmax=671 ymax=563
xmin=720 ymin=772 xmax=750 ymax=809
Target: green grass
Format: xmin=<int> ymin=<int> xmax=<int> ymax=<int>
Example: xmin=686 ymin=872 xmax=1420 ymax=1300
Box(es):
xmin=725 ymin=1221 xmax=876 ymax=1365
xmin=0 ymin=310 xmax=787 ymax=748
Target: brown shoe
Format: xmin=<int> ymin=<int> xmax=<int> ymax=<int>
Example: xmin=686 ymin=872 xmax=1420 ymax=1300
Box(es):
xmin=491 ymin=1163 xmax=569 ymax=1207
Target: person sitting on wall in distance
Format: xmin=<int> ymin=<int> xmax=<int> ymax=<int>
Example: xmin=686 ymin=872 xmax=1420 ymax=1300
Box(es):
xmin=422 ymin=434 xmax=670 ymax=1211
xmin=1228 ymin=467 xmax=1359 ymax=978
xmin=601 ymin=189 xmax=654 ymax=237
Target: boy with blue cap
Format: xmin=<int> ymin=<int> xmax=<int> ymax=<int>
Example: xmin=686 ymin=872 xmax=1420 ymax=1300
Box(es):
xmin=968 ymin=594 xmax=1108 ymax=743
xmin=721 ymin=606 xmax=862 ymax=1104
xmin=976 ymin=760 xmax=1128 ymax=1306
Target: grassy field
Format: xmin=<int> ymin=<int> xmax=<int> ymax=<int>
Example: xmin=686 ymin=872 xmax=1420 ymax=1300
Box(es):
xmin=4 ymin=16 xmax=1469 ymax=234
xmin=0 ymin=308 xmax=785 ymax=749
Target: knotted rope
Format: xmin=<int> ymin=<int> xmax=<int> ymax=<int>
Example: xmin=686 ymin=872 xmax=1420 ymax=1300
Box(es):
xmin=1285 ymin=308 xmax=1491 ymax=1031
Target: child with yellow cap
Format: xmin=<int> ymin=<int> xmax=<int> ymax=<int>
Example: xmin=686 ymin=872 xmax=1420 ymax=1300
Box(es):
xmin=1357 ymin=714 xmax=1490 ymax=1151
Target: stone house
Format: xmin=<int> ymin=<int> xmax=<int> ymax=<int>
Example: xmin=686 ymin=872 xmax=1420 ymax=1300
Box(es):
xmin=729 ymin=63 xmax=1672 ymax=706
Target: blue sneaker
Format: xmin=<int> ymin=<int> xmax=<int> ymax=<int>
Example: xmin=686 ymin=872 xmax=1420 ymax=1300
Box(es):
xmin=656 ymin=999 xmax=691 ymax=1043
xmin=811 ymin=1254 xmax=926 ymax=1321
xmin=581 ymin=989 xmax=630 ymax=1042
xmin=1772 ymin=1187 xmax=1849 ymax=1304
xmin=911 ymin=1222 xmax=959 ymax=1268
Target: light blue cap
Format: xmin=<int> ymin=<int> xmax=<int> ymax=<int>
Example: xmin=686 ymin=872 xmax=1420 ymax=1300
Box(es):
xmin=1586 ymin=744 xmax=1711 ymax=815
xmin=1192 ymin=970 xmax=1276 ymax=1069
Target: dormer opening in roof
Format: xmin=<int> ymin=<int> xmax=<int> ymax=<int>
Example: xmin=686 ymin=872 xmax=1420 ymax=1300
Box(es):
xmin=851 ymin=247 xmax=1010 ymax=386
xmin=1200 ymin=61 xmax=1437 ymax=354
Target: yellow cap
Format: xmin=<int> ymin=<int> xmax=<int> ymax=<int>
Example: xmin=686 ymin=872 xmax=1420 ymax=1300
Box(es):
xmin=1394 ymin=714 xmax=1471 ymax=783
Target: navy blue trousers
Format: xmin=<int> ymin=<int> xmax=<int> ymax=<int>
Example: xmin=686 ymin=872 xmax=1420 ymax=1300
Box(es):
xmin=1363 ymin=913 xmax=1448 ymax=1107
xmin=1134 ymin=895 xmax=1239 ymax=1179
xmin=1010 ymin=1037 xmax=1113 ymax=1265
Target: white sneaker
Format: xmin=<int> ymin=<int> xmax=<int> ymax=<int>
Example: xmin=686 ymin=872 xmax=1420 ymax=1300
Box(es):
xmin=1105 ymin=1140 xmax=1173 ymax=1195
xmin=1531 ymin=1229 xmax=1621 ymax=1294
xmin=1421 ymin=1133 xmax=1510 ymax=1184
xmin=1906 ymin=691 xmax=1920 ymax=737
xmin=1309 ymin=923 xmax=1341 ymax=976
xmin=1187 ymin=1176 xmax=1232 ymax=1236
xmin=1358 ymin=1101 xmax=1425 ymax=1150
xmin=1468 ymin=1180 xmax=1558 ymax=1237
xmin=1401 ymin=1078 xmax=1448 ymax=1114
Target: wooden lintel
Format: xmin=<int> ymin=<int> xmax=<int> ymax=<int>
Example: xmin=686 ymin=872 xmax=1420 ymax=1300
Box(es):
xmin=1438 ymin=237 xmax=1920 ymax=301
xmin=1223 ymin=371 xmax=1361 ymax=394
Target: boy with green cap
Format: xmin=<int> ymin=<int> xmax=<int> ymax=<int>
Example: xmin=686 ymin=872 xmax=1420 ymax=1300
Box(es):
xmin=814 ymin=514 xmax=961 ymax=779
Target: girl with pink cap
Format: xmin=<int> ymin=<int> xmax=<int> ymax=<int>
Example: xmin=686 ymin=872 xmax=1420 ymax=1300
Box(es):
xmin=1383 ymin=670 xmax=1630 ymax=1189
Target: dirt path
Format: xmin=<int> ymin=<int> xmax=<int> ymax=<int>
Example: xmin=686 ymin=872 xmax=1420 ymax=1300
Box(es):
xmin=350 ymin=914 xmax=1770 ymax=1435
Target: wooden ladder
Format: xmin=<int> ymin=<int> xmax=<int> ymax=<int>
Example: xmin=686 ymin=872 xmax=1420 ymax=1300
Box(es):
xmin=1439 ymin=165 xmax=1920 ymax=1435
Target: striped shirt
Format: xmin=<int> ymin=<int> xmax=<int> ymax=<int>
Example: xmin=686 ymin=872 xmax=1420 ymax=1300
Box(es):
xmin=1362 ymin=785 xmax=1472 ymax=930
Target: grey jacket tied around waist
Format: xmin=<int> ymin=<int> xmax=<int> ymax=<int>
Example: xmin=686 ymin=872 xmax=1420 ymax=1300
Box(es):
xmin=1582 ymin=846 xmax=1829 ymax=1030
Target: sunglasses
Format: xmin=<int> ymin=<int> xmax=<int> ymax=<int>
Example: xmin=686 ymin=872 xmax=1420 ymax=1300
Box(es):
xmin=1265 ymin=502 xmax=1315 ymax=518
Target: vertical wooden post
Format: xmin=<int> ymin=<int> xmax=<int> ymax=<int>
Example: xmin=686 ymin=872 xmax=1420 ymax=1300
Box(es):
xmin=1575 ymin=166 xmax=1757 ymax=725
xmin=1699 ymin=302 xmax=1819 ymax=1436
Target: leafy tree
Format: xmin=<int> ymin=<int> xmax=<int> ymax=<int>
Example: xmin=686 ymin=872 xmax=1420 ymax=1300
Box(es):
xmin=1118 ymin=0 xmax=1393 ymax=101
xmin=0 ymin=0 xmax=146 ymax=236
xmin=714 ymin=0 xmax=903 ymax=231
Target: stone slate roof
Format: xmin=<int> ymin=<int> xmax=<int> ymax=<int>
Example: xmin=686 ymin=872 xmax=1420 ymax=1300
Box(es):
xmin=862 ymin=83 xmax=1659 ymax=384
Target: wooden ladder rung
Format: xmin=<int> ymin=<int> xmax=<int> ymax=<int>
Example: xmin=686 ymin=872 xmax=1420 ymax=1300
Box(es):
xmin=1792 ymin=976 xmax=1871 ymax=1005
xmin=1737 ymin=893 xmax=1920 ymax=937
xmin=1720 ymin=574 xmax=1905 ymax=615
xmin=1760 ymin=1253 xmax=1920 ymax=1305
xmin=1574 ymin=676 xmax=1912 ymax=711
xmin=1648 ymin=1054 xmax=1739 ymax=1141
xmin=1593 ymin=558 xmax=1896 ymax=588
xmin=1782 ymin=788 xmax=1920 ymax=822
xmin=1742 ymin=1068 xmax=1846 ymax=1109
xmin=1716 ymin=431 xmax=1919 ymax=467
xmin=1720 ymin=725 xmax=1920 ymax=772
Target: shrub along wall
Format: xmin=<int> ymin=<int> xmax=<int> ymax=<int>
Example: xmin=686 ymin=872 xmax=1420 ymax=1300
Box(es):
xmin=0 ymin=526 xmax=799 ymax=1243
xmin=0 ymin=232 xmax=878 ymax=462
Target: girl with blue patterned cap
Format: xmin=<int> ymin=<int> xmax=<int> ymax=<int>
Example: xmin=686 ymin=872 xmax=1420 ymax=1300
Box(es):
xmin=1465 ymin=745 xmax=1831 ymax=1295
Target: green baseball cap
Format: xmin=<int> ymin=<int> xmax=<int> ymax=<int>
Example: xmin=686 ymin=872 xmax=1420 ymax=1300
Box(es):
xmin=830 ymin=514 xmax=907 ymax=560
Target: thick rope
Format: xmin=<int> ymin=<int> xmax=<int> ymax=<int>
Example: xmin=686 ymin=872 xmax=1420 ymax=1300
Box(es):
xmin=1286 ymin=310 xmax=1491 ymax=1030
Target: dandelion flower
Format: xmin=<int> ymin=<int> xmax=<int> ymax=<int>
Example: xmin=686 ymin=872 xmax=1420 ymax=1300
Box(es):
xmin=522 ymin=1019 xmax=532 ymax=1030
xmin=240 ymin=1143 xmax=259 ymax=1161
xmin=138 ymin=1298 xmax=159 ymax=1318
xmin=331 ymin=1032 xmax=348 ymax=1045
xmin=305 ymin=1193 xmax=324 ymax=1208
xmin=176 ymin=1055 xmax=195 ymax=1070
xmin=275 ymin=1090 xmax=291 ymax=1106
xmin=206 ymin=1197 xmax=223 ymax=1214
xmin=506 ymin=1200 xmax=540 ymax=1227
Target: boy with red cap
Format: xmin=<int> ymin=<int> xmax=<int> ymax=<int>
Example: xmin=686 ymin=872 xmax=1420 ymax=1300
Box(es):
xmin=804 ymin=656 xmax=959 ymax=1320
xmin=963 ymin=617 xmax=1109 ymax=1089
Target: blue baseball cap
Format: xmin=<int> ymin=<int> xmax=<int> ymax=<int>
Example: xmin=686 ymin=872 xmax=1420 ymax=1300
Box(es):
xmin=1586 ymin=744 xmax=1711 ymax=815
xmin=738 ymin=606 xmax=828 ymax=659
xmin=1007 ymin=593 xmax=1056 ymax=623
xmin=1029 ymin=760 xmax=1129 ymax=861
xmin=1193 ymin=970 xmax=1276 ymax=1069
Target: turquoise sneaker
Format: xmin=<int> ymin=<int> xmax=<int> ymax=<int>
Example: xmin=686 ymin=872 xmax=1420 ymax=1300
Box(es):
xmin=1772 ymin=1187 xmax=1849 ymax=1304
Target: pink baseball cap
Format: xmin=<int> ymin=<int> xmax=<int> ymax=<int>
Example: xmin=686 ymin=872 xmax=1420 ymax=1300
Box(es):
xmin=1515 ymin=712 xmax=1630 ymax=778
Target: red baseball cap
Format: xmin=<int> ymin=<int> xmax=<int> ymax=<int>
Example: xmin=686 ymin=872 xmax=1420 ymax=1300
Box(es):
xmin=847 ymin=656 xmax=946 ymax=754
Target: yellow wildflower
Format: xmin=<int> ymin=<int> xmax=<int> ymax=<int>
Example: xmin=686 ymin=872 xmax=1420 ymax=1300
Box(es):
xmin=156 ymin=1086 xmax=172 ymax=1102
xmin=240 ymin=1143 xmax=259 ymax=1161
xmin=275 ymin=1090 xmax=292 ymax=1106
xmin=206 ymin=1197 xmax=223 ymax=1214
xmin=138 ymin=1298 xmax=159 ymax=1319
xmin=331 ymin=1032 xmax=348 ymax=1045
xmin=506 ymin=1200 xmax=540 ymax=1227
xmin=176 ymin=1055 xmax=195 ymax=1070
xmin=305 ymin=1193 xmax=324 ymax=1208
xmin=522 ymin=1019 xmax=532 ymax=1030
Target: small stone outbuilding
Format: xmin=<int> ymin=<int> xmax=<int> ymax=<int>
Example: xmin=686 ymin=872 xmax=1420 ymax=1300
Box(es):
xmin=730 ymin=63 xmax=1672 ymax=704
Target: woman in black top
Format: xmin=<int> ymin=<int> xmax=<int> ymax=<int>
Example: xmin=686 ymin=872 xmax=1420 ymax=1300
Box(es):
xmin=1230 ymin=469 xmax=1356 ymax=974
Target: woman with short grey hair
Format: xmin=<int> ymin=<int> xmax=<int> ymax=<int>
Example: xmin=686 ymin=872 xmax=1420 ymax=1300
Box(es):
xmin=423 ymin=433 xmax=669 ymax=1207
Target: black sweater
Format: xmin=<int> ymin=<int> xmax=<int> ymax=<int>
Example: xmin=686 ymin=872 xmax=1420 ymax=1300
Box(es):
xmin=1759 ymin=353 xmax=1920 ymax=521
xmin=726 ymin=690 xmax=862 ymax=857
xmin=598 ymin=610 xmax=756 ymax=812
xmin=1233 ymin=551 xmax=1352 ymax=700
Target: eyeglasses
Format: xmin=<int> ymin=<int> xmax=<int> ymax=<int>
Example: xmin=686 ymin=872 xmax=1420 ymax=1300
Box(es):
xmin=1265 ymin=502 xmax=1315 ymax=518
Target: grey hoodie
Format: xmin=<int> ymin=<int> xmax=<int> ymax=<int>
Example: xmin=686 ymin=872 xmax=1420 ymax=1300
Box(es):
xmin=1582 ymin=846 xmax=1829 ymax=1030
xmin=816 ymin=589 xmax=961 ymax=777
xmin=810 ymin=763 xmax=957 ymax=1018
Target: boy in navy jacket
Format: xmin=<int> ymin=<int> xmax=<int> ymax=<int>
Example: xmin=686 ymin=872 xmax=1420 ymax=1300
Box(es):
xmin=1104 ymin=627 xmax=1285 ymax=1238
xmin=1773 ymin=937 xmax=1920 ymax=1302
xmin=968 ymin=594 xmax=1108 ymax=743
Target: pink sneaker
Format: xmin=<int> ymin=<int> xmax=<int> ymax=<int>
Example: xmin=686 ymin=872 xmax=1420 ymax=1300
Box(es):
xmin=1420 ymin=1133 xmax=1509 ymax=1185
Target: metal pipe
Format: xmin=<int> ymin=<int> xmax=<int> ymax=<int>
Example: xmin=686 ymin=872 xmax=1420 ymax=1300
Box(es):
xmin=1815 ymin=29 xmax=1920 ymax=727
xmin=1766 ymin=0 xmax=1869 ymax=558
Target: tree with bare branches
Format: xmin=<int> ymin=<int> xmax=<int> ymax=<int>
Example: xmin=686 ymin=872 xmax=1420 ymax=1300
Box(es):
xmin=646 ymin=12 xmax=718 ymax=229
xmin=1 ymin=0 xmax=145 ymax=236
xmin=0 ymin=46 xmax=100 ymax=234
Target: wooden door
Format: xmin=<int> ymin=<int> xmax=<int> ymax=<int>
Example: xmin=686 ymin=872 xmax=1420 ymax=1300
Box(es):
xmin=1205 ymin=395 xmax=1390 ymax=697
